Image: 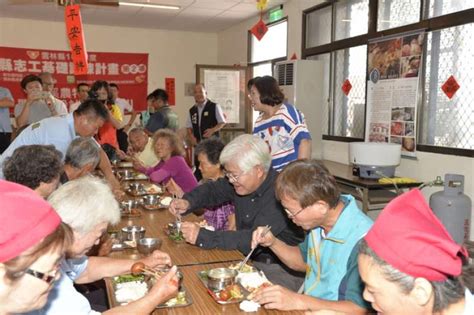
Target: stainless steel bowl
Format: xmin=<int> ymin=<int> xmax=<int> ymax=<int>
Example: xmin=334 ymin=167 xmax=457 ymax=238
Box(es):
xmin=119 ymin=169 xmax=133 ymax=179
xmin=207 ymin=268 xmax=238 ymax=291
xmin=128 ymin=182 xmax=145 ymax=192
xmin=120 ymin=200 xmax=141 ymax=213
xmin=142 ymin=195 xmax=160 ymax=208
xmin=121 ymin=225 xmax=146 ymax=242
xmin=137 ymin=237 xmax=162 ymax=255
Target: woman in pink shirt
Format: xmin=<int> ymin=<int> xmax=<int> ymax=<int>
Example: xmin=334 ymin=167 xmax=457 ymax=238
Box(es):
xmin=133 ymin=129 xmax=197 ymax=193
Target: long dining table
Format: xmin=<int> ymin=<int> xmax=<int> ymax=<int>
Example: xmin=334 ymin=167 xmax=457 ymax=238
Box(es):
xmin=105 ymin=169 xmax=304 ymax=314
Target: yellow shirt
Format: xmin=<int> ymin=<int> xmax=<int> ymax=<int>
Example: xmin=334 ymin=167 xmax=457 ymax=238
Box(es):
xmin=137 ymin=137 xmax=159 ymax=167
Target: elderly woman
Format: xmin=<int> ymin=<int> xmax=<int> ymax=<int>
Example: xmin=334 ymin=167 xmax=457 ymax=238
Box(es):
xmin=358 ymin=189 xmax=473 ymax=315
xmin=3 ymin=145 xmax=63 ymax=198
xmin=0 ymin=180 xmax=72 ymax=314
xmin=166 ymin=138 xmax=235 ymax=231
xmin=249 ymin=76 xmax=312 ymax=171
xmin=134 ymin=128 xmax=197 ymax=193
xmin=31 ymin=176 xmax=179 ymax=314
xmin=61 ymin=137 xmax=100 ymax=183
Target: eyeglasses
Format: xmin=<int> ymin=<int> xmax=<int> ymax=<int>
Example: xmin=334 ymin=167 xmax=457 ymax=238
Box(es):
xmin=284 ymin=206 xmax=309 ymax=219
xmin=224 ymin=170 xmax=245 ymax=183
xmin=25 ymin=266 xmax=60 ymax=284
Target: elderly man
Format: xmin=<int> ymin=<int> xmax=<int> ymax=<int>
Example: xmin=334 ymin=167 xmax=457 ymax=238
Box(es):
xmin=69 ymin=83 xmax=90 ymax=113
xmin=117 ymin=127 xmax=158 ymax=167
xmin=169 ymin=134 xmax=305 ymax=291
xmin=15 ymin=74 xmax=68 ymax=128
xmin=2 ymin=145 xmax=63 ymax=198
xmin=61 ymin=137 xmax=100 ymax=183
xmin=251 ymin=160 xmax=373 ymax=314
xmin=358 ymin=189 xmax=473 ymax=315
xmin=25 ymin=176 xmax=179 ymax=315
xmin=0 ymin=98 xmax=121 ymax=195
xmin=145 ymin=89 xmax=179 ymax=135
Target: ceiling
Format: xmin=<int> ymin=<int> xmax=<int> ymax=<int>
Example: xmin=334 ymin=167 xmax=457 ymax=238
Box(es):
xmin=0 ymin=0 xmax=288 ymax=32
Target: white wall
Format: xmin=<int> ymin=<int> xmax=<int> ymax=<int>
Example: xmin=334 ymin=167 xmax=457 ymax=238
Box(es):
xmin=0 ymin=17 xmax=218 ymax=127
xmin=217 ymin=0 xmax=474 ymax=239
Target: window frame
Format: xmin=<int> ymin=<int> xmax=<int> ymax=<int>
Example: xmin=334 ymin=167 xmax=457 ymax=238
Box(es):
xmin=248 ymin=17 xmax=289 ymax=67
xmin=302 ymin=0 xmax=474 ymax=157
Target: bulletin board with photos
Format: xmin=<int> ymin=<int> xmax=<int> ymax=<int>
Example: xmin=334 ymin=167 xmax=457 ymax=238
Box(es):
xmin=365 ymin=31 xmax=424 ymax=157
xmin=196 ymin=64 xmax=252 ymax=138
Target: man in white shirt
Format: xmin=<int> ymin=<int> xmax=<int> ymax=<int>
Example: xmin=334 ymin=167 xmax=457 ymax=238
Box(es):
xmin=110 ymin=83 xmax=137 ymax=152
xmin=38 ymin=72 xmax=68 ymax=114
xmin=69 ymin=83 xmax=90 ymax=113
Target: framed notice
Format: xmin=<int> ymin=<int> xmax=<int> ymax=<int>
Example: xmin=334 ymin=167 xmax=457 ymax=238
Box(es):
xmin=196 ymin=64 xmax=251 ymax=131
xmin=366 ymin=31 xmax=425 ymax=157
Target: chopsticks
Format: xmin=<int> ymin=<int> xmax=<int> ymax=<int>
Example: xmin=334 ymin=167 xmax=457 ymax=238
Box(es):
xmin=140 ymin=267 xmax=166 ymax=279
xmin=239 ymin=225 xmax=271 ymax=271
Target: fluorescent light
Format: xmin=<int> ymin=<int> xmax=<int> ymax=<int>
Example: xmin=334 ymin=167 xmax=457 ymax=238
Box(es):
xmin=119 ymin=2 xmax=180 ymax=10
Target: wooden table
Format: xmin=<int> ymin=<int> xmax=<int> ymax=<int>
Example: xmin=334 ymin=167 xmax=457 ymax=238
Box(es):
xmin=321 ymin=160 xmax=422 ymax=212
xmin=105 ymin=262 xmax=304 ymax=315
xmin=109 ymin=201 xmax=243 ymax=266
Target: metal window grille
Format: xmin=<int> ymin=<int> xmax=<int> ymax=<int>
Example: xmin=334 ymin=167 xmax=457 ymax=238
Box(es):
xmin=419 ymin=23 xmax=474 ymax=150
xmin=377 ymin=0 xmax=421 ymax=31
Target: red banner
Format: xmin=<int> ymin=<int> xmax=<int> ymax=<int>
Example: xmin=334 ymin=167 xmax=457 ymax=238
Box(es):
xmin=0 ymin=46 xmax=148 ymax=111
xmin=165 ymin=77 xmax=176 ymax=106
xmin=65 ymin=4 xmax=88 ymax=75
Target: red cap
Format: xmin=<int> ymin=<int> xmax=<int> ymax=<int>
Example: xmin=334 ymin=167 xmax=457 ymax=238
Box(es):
xmin=0 ymin=180 xmax=61 ymax=262
xmin=365 ymin=189 xmax=468 ymax=281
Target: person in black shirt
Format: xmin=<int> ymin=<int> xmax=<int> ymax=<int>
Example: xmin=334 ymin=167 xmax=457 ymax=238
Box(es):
xmin=145 ymin=89 xmax=179 ymax=135
xmin=169 ymin=134 xmax=305 ymax=291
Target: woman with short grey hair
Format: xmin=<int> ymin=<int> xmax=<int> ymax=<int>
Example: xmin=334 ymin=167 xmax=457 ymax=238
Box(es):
xmin=33 ymin=176 xmax=180 ymax=315
xmin=62 ymin=137 xmax=100 ymax=183
xmin=219 ymin=134 xmax=272 ymax=174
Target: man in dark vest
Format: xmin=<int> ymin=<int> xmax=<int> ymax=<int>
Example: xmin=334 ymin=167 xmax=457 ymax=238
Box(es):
xmin=186 ymin=83 xmax=226 ymax=179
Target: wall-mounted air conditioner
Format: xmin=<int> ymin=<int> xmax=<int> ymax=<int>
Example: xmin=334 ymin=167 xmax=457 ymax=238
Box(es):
xmin=274 ymin=60 xmax=325 ymax=159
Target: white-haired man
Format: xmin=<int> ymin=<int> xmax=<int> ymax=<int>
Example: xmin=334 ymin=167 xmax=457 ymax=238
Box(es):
xmin=169 ymin=134 xmax=305 ymax=291
xmin=28 ymin=176 xmax=179 ymax=315
xmin=61 ymin=137 xmax=101 ymax=183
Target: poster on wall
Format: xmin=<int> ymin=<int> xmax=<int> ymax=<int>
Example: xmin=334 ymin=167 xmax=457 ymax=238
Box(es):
xmin=204 ymin=69 xmax=240 ymax=124
xmin=366 ymin=31 xmax=424 ymax=157
xmin=0 ymin=46 xmax=148 ymax=111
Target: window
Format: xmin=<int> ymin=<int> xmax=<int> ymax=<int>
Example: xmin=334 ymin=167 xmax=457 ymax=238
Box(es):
xmin=377 ymin=0 xmax=421 ymax=31
xmin=334 ymin=0 xmax=369 ymax=41
xmin=303 ymin=0 xmax=474 ymax=155
xmin=250 ymin=20 xmax=287 ymax=63
xmin=419 ymin=24 xmax=474 ymax=150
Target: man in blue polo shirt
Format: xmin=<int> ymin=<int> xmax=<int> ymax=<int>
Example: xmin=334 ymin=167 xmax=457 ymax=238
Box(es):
xmin=0 ymin=99 xmax=121 ymax=193
xmin=251 ymin=160 xmax=372 ymax=314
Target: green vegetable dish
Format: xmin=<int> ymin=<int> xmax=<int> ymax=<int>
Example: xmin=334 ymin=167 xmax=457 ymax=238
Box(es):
xmin=169 ymin=231 xmax=184 ymax=241
xmin=114 ymin=274 xmax=145 ymax=284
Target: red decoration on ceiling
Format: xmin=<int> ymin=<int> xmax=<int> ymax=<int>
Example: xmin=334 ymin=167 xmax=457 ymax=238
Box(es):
xmin=441 ymin=75 xmax=460 ymax=99
xmin=290 ymin=53 xmax=298 ymax=60
xmin=342 ymin=79 xmax=352 ymax=96
xmin=64 ymin=4 xmax=88 ymax=75
xmin=250 ymin=18 xmax=268 ymax=41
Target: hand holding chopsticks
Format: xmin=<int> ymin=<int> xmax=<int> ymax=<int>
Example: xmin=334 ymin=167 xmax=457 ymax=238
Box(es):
xmin=239 ymin=225 xmax=272 ymax=271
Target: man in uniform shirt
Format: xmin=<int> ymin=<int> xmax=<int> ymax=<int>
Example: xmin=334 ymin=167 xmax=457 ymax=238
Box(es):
xmin=186 ymin=83 xmax=226 ymax=179
xmin=0 ymin=86 xmax=14 ymax=153
xmin=0 ymin=98 xmax=122 ymax=196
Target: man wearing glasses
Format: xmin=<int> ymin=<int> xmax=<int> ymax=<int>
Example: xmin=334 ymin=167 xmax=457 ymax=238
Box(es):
xmin=250 ymin=160 xmax=373 ymax=314
xmin=169 ymin=134 xmax=305 ymax=291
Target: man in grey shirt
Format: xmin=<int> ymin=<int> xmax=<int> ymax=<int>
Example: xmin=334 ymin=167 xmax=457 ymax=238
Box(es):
xmin=15 ymin=74 xmax=68 ymax=128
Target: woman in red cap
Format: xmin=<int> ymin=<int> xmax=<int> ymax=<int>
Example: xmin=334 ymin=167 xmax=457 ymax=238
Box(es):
xmin=358 ymin=189 xmax=473 ymax=315
xmin=0 ymin=180 xmax=72 ymax=314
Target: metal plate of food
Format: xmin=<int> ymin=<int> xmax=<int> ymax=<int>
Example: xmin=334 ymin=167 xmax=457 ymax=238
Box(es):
xmin=117 ymin=170 xmax=148 ymax=181
xmin=120 ymin=200 xmax=142 ymax=217
xmin=126 ymin=183 xmax=163 ymax=197
xmin=111 ymin=274 xmax=192 ymax=309
xmin=197 ymin=269 xmax=246 ymax=305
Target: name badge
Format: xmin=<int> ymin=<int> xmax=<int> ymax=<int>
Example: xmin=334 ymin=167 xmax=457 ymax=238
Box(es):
xmin=203 ymin=111 xmax=209 ymax=117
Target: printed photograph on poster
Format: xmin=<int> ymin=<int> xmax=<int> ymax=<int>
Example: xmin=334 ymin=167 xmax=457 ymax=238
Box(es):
xmin=366 ymin=31 xmax=425 ymax=157
xmin=204 ymin=69 xmax=240 ymax=124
